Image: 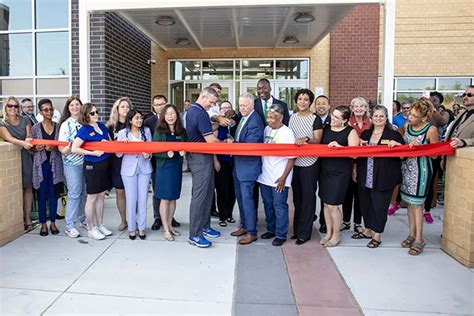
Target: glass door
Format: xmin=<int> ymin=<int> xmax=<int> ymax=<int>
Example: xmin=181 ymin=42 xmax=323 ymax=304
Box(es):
xmin=274 ymin=82 xmax=308 ymax=112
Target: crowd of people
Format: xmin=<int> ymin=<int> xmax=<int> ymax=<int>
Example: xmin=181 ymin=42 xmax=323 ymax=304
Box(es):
xmin=0 ymin=81 xmax=472 ymax=256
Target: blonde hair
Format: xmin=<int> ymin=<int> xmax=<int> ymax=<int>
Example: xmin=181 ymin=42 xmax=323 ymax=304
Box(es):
xmin=107 ymin=97 xmax=132 ymax=128
xmin=412 ymin=99 xmax=434 ymax=119
xmin=2 ymin=96 xmax=20 ymax=123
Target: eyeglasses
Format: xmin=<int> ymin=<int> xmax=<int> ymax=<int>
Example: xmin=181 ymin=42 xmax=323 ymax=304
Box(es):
xmin=41 ymin=108 xmax=54 ymax=112
xmin=6 ymin=103 xmax=19 ymax=109
xmin=402 ymin=107 xmax=411 ymax=110
xmin=462 ymin=93 xmax=474 ymax=98
xmin=90 ymin=111 xmax=99 ymax=116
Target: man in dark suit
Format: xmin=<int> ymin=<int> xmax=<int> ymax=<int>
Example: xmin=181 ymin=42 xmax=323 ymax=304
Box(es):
xmin=20 ymin=98 xmax=38 ymax=125
xmin=231 ymin=92 xmax=264 ymax=245
xmin=254 ymin=78 xmax=290 ymax=126
xmin=314 ymin=95 xmax=331 ymax=233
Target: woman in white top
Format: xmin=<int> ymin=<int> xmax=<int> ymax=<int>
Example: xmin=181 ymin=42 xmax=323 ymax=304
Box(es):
xmin=257 ymin=104 xmax=296 ymax=246
xmin=58 ymin=96 xmax=87 ymax=238
xmin=116 ymin=109 xmax=153 ymax=240
xmin=288 ymin=89 xmax=323 ymax=245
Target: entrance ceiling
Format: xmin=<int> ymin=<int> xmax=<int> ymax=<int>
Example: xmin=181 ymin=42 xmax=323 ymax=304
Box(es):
xmin=118 ymin=5 xmax=355 ymax=50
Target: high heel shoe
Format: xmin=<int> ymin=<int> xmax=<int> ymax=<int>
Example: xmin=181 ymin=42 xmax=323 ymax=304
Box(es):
xmin=129 ymin=232 xmax=136 ymax=240
xmin=324 ymin=239 xmax=341 ymax=248
xmin=139 ymin=231 xmax=146 ymax=240
xmin=319 ymin=238 xmax=330 ymax=245
xmin=164 ymin=231 xmax=174 ymax=241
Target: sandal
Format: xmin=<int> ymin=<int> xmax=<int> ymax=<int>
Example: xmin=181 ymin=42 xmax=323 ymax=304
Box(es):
xmin=340 ymin=222 xmax=351 ymax=231
xmin=164 ymin=231 xmax=174 ymax=241
xmin=351 ymin=232 xmax=372 ymax=239
xmin=219 ymin=220 xmax=227 ymax=227
xmin=408 ymin=242 xmax=425 ymax=255
xmin=367 ymin=239 xmax=382 ymax=248
xmin=353 ymin=224 xmax=364 ymax=233
xmin=24 ymin=223 xmax=35 ymax=231
xmin=401 ymin=236 xmax=415 ymax=248
xmin=226 ymin=217 xmax=236 ymax=223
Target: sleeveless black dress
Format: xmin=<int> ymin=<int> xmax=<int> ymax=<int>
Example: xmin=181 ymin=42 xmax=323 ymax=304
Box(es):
xmin=318 ymin=125 xmax=353 ymax=205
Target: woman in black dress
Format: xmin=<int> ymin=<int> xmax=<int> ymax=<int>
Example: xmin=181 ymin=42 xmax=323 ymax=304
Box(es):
xmin=318 ymin=106 xmax=359 ymax=247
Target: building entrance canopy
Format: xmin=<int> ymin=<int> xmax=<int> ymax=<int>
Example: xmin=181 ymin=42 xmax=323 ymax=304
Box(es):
xmin=79 ymin=0 xmax=395 ymax=115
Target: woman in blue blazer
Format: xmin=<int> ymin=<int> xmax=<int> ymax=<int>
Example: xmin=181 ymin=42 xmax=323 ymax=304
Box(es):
xmin=116 ymin=109 xmax=153 ymax=240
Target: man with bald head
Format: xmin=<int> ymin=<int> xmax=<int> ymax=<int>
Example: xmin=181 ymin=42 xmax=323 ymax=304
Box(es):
xmin=230 ymin=92 xmax=264 ymax=245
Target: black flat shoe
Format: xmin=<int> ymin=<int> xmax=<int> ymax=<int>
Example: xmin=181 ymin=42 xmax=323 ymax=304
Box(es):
xmin=272 ymin=238 xmax=286 ymax=246
xmin=40 ymin=225 xmax=48 ymax=236
xmin=151 ymin=218 xmax=162 ymax=230
xmin=290 ymin=235 xmax=297 ymax=240
xmin=129 ymin=233 xmax=136 ymax=240
xmin=171 ymin=218 xmax=181 ymax=227
xmin=319 ymin=225 xmax=327 ymax=234
xmin=50 ymin=224 xmax=59 ymax=235
xmin=226 ymin=217 xmax=236 ymax=223
xmin=295 ymin=239 xmax=308 ymax=245
xmin=218 ymin=220 xmax=227 ymax=227
xmin=261 ymin=232 xmax=276 ymax=239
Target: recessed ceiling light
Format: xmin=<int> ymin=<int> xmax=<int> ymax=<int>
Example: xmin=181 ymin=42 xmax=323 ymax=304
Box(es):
xmin=294 ymin=12 xmax=315 ymax=23
xmin=155 ymin=16 xmax=175 ymax=26
xmin=283 ymin=36 xmax=299 ymax=44
xmin=259 ymin=63 xmax=271 ymax=67
xmin=176 ymin=38 xmax=191 ymax=46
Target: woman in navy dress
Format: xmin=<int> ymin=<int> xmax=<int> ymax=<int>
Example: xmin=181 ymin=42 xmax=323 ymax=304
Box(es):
xmin=153 ymin=105 xmax=187 ymax=241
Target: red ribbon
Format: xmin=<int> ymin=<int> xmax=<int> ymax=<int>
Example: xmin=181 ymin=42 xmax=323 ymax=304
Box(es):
xmin=29 ymin=139 xmax=455 ymax=158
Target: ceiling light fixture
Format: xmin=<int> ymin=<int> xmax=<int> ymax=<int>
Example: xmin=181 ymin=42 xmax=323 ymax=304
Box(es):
xmin=176 ymin=38 xmax=191 ymax=46
xmin=155 ymin=16 xmax=175 ymax=26
xmin=283 ymin=36 xmax=299 ymax=44
xmin=294 ymin=12 xmax=315 ymax=23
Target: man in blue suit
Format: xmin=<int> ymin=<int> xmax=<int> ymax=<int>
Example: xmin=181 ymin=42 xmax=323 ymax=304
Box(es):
xmin=230 ymin=92 xmax=264 ymax=245
xmin=254 ymin=78 xmax=290 ymax=126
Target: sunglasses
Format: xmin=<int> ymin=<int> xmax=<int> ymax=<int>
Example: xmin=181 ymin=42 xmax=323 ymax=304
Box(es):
xmin=462 ymin=93 xmax=474 ymax=98
xmin=90 ymin=110 xmax=99 ymax=116
xmin=6 ymin=103 xmax=20 ymax=109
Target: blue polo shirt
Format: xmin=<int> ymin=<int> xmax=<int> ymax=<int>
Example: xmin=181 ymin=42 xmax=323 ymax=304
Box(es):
xmin=392 ymin=113 xmax=408 ymax=129
xmin=75 ymin=121 xmax=110 ymax=163
xmin=186 ymin=103 xmax=213 ymax=142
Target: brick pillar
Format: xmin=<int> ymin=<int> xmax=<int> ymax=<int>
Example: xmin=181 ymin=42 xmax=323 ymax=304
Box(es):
xmin=0 ymin=143 xmax=23 ymax=246
xmin=442 ymin=147 xmax=474 ymax=268
xmin=329 ymin=5 xmax=380 ymax=106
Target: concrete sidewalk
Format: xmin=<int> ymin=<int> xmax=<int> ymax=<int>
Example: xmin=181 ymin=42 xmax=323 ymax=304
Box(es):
xmin=1 ymin=172 xmax=473 ymax=315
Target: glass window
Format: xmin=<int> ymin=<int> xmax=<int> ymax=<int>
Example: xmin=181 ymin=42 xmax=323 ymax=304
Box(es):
xmin=36 ymin=78 xmax=69 ymax=95
xmin=170 ymin=61 xmax=201 ymax=81
xmin=36 ymin=31 xmax=69 ymax=75
xmin=37 ymin=96 xmax=67 ymax=113
xmin=397 ymin=78 xmax=435 ymax=91
xmin=275 ymin=60 xmax=308 ymax=79
xmin=438 ymin=78 xmax=470 ymax=91
xmin=202 ymin=60 xmax=233 ymax=80
xmin=278 ymin=86 xmax=306 ymax=112
xmin=35 ymin=0 xmax=68 ymax=29
xmin=0 ymin=33 xmax=32 ymax=76
xmin=0 ymin=78 xmax=33 ymax=95
xmin=396 ymin=92 xmax=422 ymax=104
xmin=235 ymin=60 xmax=240 ymax=79
xmin=170 ymin=81 xmax=184 ymax=110
xmin=0 ymin=0 xmax=32 ymax=31
xmin=185 ymin=83 xmax=201 ymax=103
xmin=242 ymin=60 xmax=273 ymax=79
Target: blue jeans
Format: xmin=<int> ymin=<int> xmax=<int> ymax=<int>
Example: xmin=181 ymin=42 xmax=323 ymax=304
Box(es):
xmin=64 ymin=164 xmax=86 ymax=229
xmin=38 ymin=161 xmax=57 ymax=224
xmin=260 ymin=184 xmax=289 ymax=239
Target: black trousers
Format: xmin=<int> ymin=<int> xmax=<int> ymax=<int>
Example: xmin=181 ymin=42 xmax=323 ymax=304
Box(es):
xmin=358 ymin=186 xmax=392 ymax=233
xmin=292 ymin=163 xmax=318 ymax=240
xmin=343 ymin=179 xmax=362 ymax=224
xmin=215 ymin=160 xmax=236 ymax=221
xmin=424 ymin=157 xmax=441 ymax=213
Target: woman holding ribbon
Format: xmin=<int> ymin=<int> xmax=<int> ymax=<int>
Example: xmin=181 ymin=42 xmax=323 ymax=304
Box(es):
xmin=72 ymin=103 xmax=112 ymax=240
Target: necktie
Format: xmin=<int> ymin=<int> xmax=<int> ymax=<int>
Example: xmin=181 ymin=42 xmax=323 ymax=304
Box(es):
xmin=235 ymin=117 xmax=246 ymax=141
xmin=263 ymin=100 xmax=268 ymax=124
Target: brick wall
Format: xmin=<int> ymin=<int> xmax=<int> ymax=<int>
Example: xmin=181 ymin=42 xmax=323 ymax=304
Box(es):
xmin=442 ymin=147 xmax=474 ymax=268
xmin=330 ymin=5 xmax=380 ymax=106
xmin=71 ymin=11 xmax=151 ymax=119
xmin=0 ymin=143 xmax=23 ymax=246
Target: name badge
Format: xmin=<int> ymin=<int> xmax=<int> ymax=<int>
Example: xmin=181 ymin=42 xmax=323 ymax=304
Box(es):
xmin=380 ymin=139 xmax=389 ymax=145
xmin=89 ymin=132 xmax=95 ymax=137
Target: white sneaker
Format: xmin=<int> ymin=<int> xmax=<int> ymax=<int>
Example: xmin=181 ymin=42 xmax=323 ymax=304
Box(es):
xmin=65 ymin=227 xmax=80 ymax=238
xmin=98 ymin=225 xmax=112 ymax=236
xmin=88 ymin=227 xmax=105 ymax=240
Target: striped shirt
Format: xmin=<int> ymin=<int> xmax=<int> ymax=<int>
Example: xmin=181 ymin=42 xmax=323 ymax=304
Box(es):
xmin=289 ymin=112 xmax=323 ymax=167
xmin=58 ymin=117 xmax=83 ymax=166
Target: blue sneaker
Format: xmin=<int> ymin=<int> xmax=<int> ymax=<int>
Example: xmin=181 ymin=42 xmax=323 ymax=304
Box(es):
xmin=202 ymin=227 xmax=221 ymax=238
xmin=188 ymin=235 xmax=212 ymax=248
